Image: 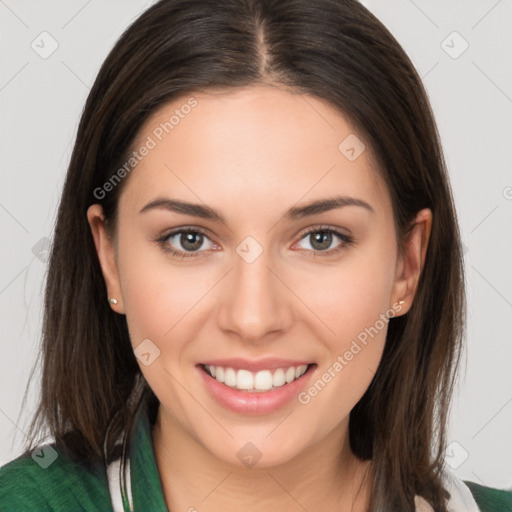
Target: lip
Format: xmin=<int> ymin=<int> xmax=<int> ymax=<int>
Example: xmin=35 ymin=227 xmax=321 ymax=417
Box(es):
xmin=196 ymin=362 xmax=317 ymax=415
xmin=200 ymin=358 xmax=313 ymax=372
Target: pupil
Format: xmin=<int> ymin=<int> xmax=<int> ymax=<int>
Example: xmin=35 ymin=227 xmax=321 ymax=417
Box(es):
xmin=311 ymin=231 xmax=331 ymax=251
xmin=182 ymin=232 xmax=202 ymax=251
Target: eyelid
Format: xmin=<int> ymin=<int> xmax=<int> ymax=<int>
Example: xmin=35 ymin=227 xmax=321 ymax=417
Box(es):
xmin=296 ymin=224 xmax=352 ymax=240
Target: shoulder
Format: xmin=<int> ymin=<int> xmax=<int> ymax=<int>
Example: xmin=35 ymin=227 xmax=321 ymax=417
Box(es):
xmin=463 ymin=480 xmax=512 ymax=512
xmin=0 ymin=443 xmax=113 ymax=511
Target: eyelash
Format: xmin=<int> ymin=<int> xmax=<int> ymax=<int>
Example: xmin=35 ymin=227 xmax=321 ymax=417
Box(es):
xmin=155 ymin=225 xmax=354 ymax=260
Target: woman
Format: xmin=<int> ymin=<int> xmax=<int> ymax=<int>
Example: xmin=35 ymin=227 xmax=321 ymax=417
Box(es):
xmin=0 ymin=0 xmax=510 ymax=511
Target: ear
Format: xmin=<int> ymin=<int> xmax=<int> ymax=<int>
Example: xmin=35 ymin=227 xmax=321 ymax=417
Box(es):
xmin=390 ymin=208 xmax=432 ymax=315
xmin=87 ymin=204 xmax=125 ymax=314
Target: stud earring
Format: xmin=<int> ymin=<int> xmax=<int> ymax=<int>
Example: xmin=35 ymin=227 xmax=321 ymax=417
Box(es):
xmin=109 ymin=298 xmax=118 ymax=305
xmin=398 ymin=300 xmax=405 ymax=306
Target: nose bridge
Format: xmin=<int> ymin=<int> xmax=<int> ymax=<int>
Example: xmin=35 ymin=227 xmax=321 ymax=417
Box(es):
xmin=217 ymin=235 xmax=291 ymax=340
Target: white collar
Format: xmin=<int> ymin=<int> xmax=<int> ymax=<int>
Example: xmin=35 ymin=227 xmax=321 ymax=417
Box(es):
xmin=414 ymin=467 xmax=481 ymax=512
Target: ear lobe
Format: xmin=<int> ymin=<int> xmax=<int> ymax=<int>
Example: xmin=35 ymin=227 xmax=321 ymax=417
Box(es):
xmin=86 ymin=204 xmax=125 ymax=314
xmin=391 ymin=208 xmax=432 ymax=314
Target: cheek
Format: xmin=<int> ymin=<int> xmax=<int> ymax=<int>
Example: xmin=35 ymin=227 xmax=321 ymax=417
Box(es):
xmin=116 ymin=233 xmax=224 ymax=390
xmin=116 ymin=239 xmax=211 ymax=410
xmin=308 ymin=239 xmax=397 ymax=342
xmin=297 ymin=237 xmax=397 ymax=408
xmin=115 ymin=232 xmax=196 ymax=351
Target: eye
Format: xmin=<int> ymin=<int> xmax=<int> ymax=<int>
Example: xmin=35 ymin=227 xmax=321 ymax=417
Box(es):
xmin=156 ymin=225 xmax=353 ymax=259
xmin=156 ymin=228 xmax=216 ymax=258
xmin=295 ymin=226 xmax=353 ymax=256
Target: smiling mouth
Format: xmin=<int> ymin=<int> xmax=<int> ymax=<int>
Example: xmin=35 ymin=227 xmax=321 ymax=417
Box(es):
xmin=200 ymin=363 xmax=315 ymax=393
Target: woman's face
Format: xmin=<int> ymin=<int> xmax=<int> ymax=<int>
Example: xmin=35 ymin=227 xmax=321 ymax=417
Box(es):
xmin=88 ymin=85 xmax=428 ymax=469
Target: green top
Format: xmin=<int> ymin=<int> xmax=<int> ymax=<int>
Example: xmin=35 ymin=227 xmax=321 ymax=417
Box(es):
xmin=0 ymin=404 xmax=168 ymax=512
xmin=0 ymin=403 xmax=510 ymax=511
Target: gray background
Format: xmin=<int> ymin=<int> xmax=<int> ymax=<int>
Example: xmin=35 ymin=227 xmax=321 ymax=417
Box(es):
xmin=1 ymin=0 xmax=511 ymax=489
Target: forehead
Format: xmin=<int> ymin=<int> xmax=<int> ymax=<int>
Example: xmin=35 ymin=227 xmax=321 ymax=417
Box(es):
xmin=120 ymin=85 xmax=390 ymax=220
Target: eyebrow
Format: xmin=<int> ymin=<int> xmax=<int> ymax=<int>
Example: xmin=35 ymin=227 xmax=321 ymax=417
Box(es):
xmin=139 ymin=195 xmax=374 ymax=223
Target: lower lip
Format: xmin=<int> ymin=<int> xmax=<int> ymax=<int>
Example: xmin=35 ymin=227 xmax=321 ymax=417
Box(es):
xmin=196 ymin=364 xmax=316 ymax=415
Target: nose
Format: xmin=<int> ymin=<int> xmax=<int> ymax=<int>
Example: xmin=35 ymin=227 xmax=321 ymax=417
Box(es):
xmin=216 ymin=246 xmax=294 ymax=343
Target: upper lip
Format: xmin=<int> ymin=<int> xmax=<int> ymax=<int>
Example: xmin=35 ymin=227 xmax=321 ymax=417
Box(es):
xmin=199 ymin=358 xmax=313 ymax=372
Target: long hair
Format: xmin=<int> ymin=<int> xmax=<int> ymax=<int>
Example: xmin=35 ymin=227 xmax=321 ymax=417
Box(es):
xmin=24 ymin=1 xmax=465 ymax=510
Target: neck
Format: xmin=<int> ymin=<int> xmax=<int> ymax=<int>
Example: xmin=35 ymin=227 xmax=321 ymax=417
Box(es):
xmin=152 ymin=405 xmax=372 ymax=512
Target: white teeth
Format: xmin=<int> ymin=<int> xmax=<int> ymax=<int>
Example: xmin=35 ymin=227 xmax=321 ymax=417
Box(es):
xmin=237 ymin=369 xmax=253 ymax=390
xmin=205 ymin=364 xmax=310 ymax=392
xmin=224 ymin=368 xmax=236 ymax=387
xmin=254 ymin=370 xmax=273 ymax=391
xmin=272 ymin=368 xmax=286 ymax=387
xmin=285 ymin=367 xmax=296 ymax=383
xmin=295 ymin=365 xmax=308 ymax=378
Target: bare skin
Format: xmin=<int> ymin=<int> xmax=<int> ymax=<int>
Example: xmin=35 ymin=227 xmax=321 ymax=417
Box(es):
xmin=88 ymin=84 xmax=431 ymax=511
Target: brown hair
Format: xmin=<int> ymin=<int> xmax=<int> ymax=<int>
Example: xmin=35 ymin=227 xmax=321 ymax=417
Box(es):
xmin=24 ymin=1 xmax=465 ymax=510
